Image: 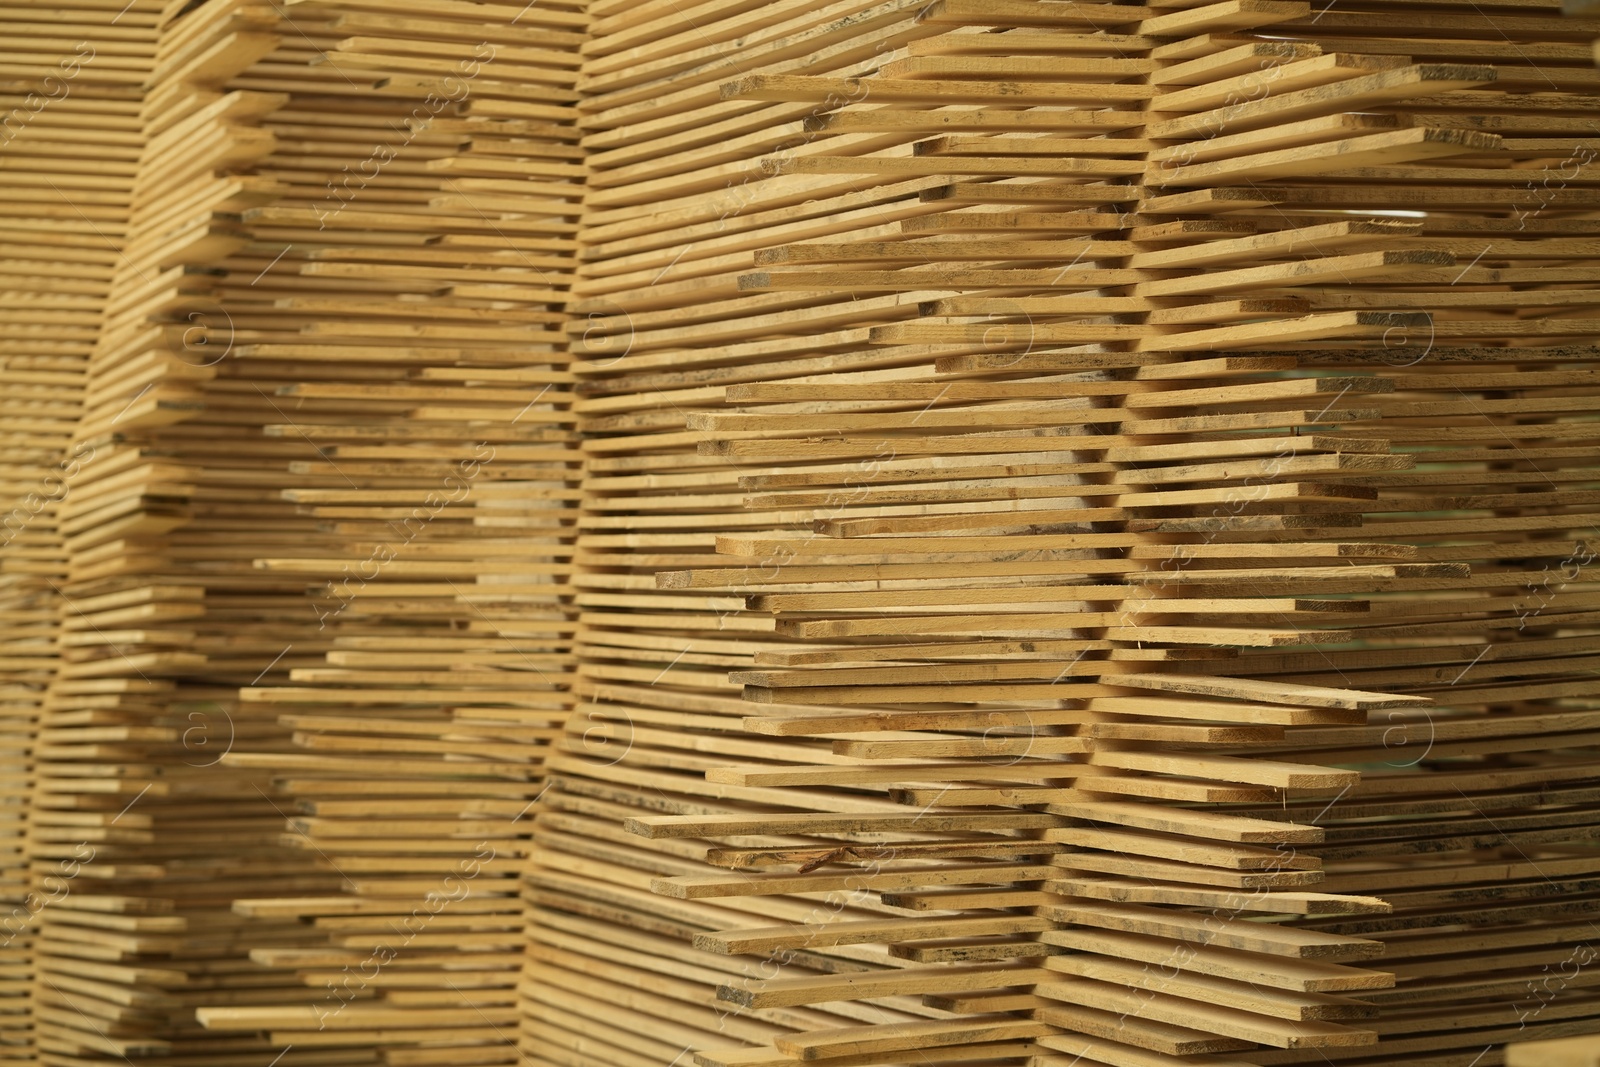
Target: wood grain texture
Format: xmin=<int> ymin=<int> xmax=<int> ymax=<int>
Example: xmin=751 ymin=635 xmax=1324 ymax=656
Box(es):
xmin=4 ymin=1 xmax=1600 ymax=1066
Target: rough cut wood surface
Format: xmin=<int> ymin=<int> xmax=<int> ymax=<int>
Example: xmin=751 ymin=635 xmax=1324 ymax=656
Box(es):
xmin=0 ymin=1 xmax=1598 ymax=1066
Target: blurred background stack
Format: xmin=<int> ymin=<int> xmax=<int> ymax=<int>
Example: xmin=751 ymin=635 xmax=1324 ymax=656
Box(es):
xmin=0 ymin=1 xmax=162 ymax=1062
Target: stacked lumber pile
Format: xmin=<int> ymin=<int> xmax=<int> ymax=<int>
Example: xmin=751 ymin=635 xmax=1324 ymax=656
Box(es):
xmin=523 ymin=1 xmax=1600 ymax=1066
xmin=0 ymin=1 xmax=161 ymax=1063
xmin=23 ymin=2 xmax=348 ymax=1063
xmin=1181 ymin=5 xmax=1600 ymax=1064
xmin=3 ymin=0 xmax=585 ymax=1060
xmin=1501 ymin=23 xmax=1600 ymax=1067
xmin=173 ymin=1 xmax=584 ymax=1065
xmin=4 ymin=0 xmax=1600 ymax=1065
xmin=519 ymin=1 xmax=967 ymax=1062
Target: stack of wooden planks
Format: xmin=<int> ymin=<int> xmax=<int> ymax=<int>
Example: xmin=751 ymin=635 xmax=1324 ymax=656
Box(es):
xmin=519 ymin=1 xmax=976 ymax=1062
xmin=173 ymin=1 xmax=586 ymax=1065
xmin=4 ymin=0 xmax=1600 ymax=1065
xmin=20 ymin=0 xmax=587 ymax=1058
xmin=0 ymin=2 xmax=162 ymax=1063
xmin=3 ymin=0 xmax=588 ymax=1061
xmin=522 ymin=0 xmax=1600 ymax=1066
xmin=23 ymin=1 xmax=350 ymax=1063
